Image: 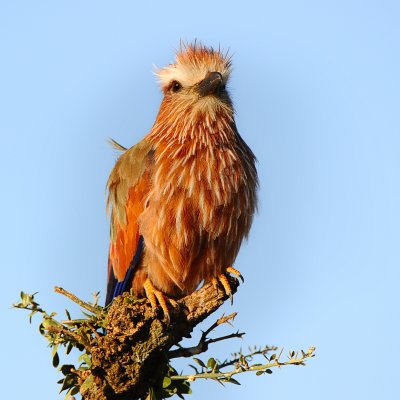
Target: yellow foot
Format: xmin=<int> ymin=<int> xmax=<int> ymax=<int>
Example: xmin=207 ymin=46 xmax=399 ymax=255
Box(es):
xmin=211 ymin=266 xmax=244 ymax=305
xmin=212 ymin=274 xmax=233 ymax=304
xmin=143 ymin=279 xmax=177 ymax=322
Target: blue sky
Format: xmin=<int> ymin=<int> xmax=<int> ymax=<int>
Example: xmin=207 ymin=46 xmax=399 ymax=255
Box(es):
xmin=1 ymin=1 xmax=399 ymax=399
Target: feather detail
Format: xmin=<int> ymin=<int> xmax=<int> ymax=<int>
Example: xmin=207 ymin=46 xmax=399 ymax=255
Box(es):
xmin=108 ymin=138 xmax=128 ymax=151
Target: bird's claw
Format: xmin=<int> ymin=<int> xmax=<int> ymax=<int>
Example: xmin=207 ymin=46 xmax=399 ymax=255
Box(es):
xmin=143 ymin=278 xmax=177 ymax=322
xmin=212 ymin=274 xmax=234 ymax=305
xmin=212 ymin=267 xmax=244 ymax=305
xmin=226 ymin=266 xmax=244 ymax=283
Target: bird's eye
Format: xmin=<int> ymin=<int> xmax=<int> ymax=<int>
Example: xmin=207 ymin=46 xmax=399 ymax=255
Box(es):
xmin=170 ymin=81 xmax=182 ymax=93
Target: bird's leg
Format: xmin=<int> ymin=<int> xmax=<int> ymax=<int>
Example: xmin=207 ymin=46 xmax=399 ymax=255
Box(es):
xmin=212 ymin=266 xmax=244 ymax=305
xmin=143 ymin=278 xmax=177 ymax=322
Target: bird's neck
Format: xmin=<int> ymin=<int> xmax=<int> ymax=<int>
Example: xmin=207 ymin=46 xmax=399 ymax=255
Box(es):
xmin=147 ymin=100 xmax=236 ymax=150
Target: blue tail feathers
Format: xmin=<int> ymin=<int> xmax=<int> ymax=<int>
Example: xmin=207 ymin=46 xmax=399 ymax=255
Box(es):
xmin=105 ymin=235 xmax=144 ymax=306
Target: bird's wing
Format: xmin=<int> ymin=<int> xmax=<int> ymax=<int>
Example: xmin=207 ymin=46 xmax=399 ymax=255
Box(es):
xmin=105 ymin=139 xmax=153 ymax=305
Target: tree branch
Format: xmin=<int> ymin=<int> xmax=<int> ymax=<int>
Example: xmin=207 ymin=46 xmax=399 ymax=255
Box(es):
xmin=170 ymin=346 xmax=316 ymax=383
xmin=54 ymin=286 xmax=99 ymax=314
xmin=168 ymin=312 xmax=244 ymax=359
xmin=218 ymin=345 xmax=278 ymax=369
xmin=81 ymin=277 xmax=240 ymax=400
xmin=15 ymin=279 xmax=316 ymax=399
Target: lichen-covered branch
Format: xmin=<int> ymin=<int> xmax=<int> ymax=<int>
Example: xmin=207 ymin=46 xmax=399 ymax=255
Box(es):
xmin=14 ymin=278 xmax=316 ymax=400
xmin=85 ymin=277 xmax=240 ymax=399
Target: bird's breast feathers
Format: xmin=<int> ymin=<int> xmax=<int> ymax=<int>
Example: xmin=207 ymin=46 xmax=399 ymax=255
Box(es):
xmin=134 ymin=131 xmax=257 ymax=295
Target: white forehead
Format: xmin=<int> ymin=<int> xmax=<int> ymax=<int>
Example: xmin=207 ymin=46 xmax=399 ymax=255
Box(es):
xmin=156 ymin=46 xmax=232 ymax=89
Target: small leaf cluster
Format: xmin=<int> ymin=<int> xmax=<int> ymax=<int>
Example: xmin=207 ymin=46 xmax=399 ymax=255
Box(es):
xmin=189 ymin=356 xmax=241 ymax=385
xmin=13 ymin=291 xmax=105 ymax=399
xmin=147 ymin=365 xmax=192 ymax=400
xmin=169 ymin=345 xmax=316 ymax=387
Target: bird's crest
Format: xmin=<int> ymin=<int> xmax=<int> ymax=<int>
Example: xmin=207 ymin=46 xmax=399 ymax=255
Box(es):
xmin=156 ymin=42 xmax=232 ymax=93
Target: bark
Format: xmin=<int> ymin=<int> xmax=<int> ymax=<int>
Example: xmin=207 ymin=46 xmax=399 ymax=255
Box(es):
xmin=79 ymin=277 xmax=239 ymax=400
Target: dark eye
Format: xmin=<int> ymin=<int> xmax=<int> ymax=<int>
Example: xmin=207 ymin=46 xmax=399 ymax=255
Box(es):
xmin=170 ymin=80 xmax=182 ymax=93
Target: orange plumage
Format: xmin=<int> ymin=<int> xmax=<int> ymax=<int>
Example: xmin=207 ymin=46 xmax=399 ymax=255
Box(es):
xmin=106 ymin=43 xmax=258 ymax=307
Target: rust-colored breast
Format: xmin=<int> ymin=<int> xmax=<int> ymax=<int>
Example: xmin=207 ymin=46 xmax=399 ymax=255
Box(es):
xmin=139 ymin=124 xmax=258 ymax=297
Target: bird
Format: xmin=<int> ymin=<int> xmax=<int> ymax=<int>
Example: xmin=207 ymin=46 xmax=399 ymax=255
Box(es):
xmin=105 ymin=42 xmax=258 ymax=317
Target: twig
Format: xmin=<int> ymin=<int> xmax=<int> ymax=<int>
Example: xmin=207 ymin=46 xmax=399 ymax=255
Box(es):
xmin=47 ymin=326 xmax=92 ymax=350
xmin=168 ymin=313 xmax=243 ymax=359
xmin=87 ymin=323 xmax=102 ymax=339
xmin=54 ymin=287 xmax=98 ymax=314
xmin=206 ymin=331 xmax=245 ymax=346
xmin=218 ymin=345 xmax=278 ymax=370
xmin=170 ymin=347 xmax=316 ymax=382
xmin=60 ymin=319 xmax=88 ymax=325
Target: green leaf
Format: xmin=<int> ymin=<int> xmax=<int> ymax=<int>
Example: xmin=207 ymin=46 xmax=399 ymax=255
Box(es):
xmin=20 ymin=291 xmax=29 ymax=307
xmin=192 ymin=358 xmax=206 ymax=368
xmin=52 ymin=352 xmax=60 ymax=368
xmin=162 ymin=376 xmax=172 ymax=389
xmin=207 ymin=357 xmax=217 ymax=370
xmin=256 ymin=371 xmax=264 ymax=376
xmin=60 ymin=364 xmax=75 ymax=376
xmin=81 ymin=311 xmax=94 ymax=318
xmin=70 ymin=386 xmax=79 ymax=396
xmin=78 ymin=353 xmax=92 ymax=367
xmin=42 ymin=318 xmax=58 ymax=330
xmin=80 ymin=374 xmax=94 ymax=393
xmin=227 ymin=378 xmax=241 ymax=385
xmin=66 ymin=342 xmax=73 ymax=355
xmin=65 ymin=309 xmax=71 ymax=320
xmin=188 ymin=364 xmax=199 ymax=373
xmin=178 ymin=382 xmax=192 ymax=394
xmin=65 ymin=385 xmax=79 ymax=400
xmin=265 ymin=369 xmax=273 ymax=374
xmin=76 ymin=343 xmax=85 ymax=352
xmin=59 ymin=374 xmax=76 ymax=393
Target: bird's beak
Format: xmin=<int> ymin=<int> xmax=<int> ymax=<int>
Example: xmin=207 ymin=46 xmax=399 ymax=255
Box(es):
xmin=197 ymin=71 xmax=224 ymax=97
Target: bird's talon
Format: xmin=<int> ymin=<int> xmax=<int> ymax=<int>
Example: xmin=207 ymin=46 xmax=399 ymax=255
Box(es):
xmin=226 ymin=266 xmax=244 ymax=283
xmin=144 ymin=278 xmax=172 ymax=321
xmin=216 ymin=273 xmax=234 ymax=304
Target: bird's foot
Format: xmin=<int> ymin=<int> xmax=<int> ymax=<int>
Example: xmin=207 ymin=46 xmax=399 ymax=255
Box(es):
xmin=143 ymin=278 xmax=177 ymax=322
xmin=226 ymin=266 xmax=244 ymax=283
xmin=212 ymin=266 xmax=244 ymax=305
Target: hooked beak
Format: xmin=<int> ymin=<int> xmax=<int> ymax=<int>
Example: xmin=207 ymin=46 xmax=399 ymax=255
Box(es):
xmin=197 ymin=71 xmax=224 ymax=97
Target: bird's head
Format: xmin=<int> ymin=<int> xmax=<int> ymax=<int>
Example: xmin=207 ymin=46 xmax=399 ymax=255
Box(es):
xmin=155 ymin=43 xmax=234 ymax=127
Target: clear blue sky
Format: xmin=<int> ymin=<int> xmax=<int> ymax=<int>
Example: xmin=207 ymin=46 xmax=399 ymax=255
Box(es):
xmin=1 ymin=1 xmax=399 ymax=399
